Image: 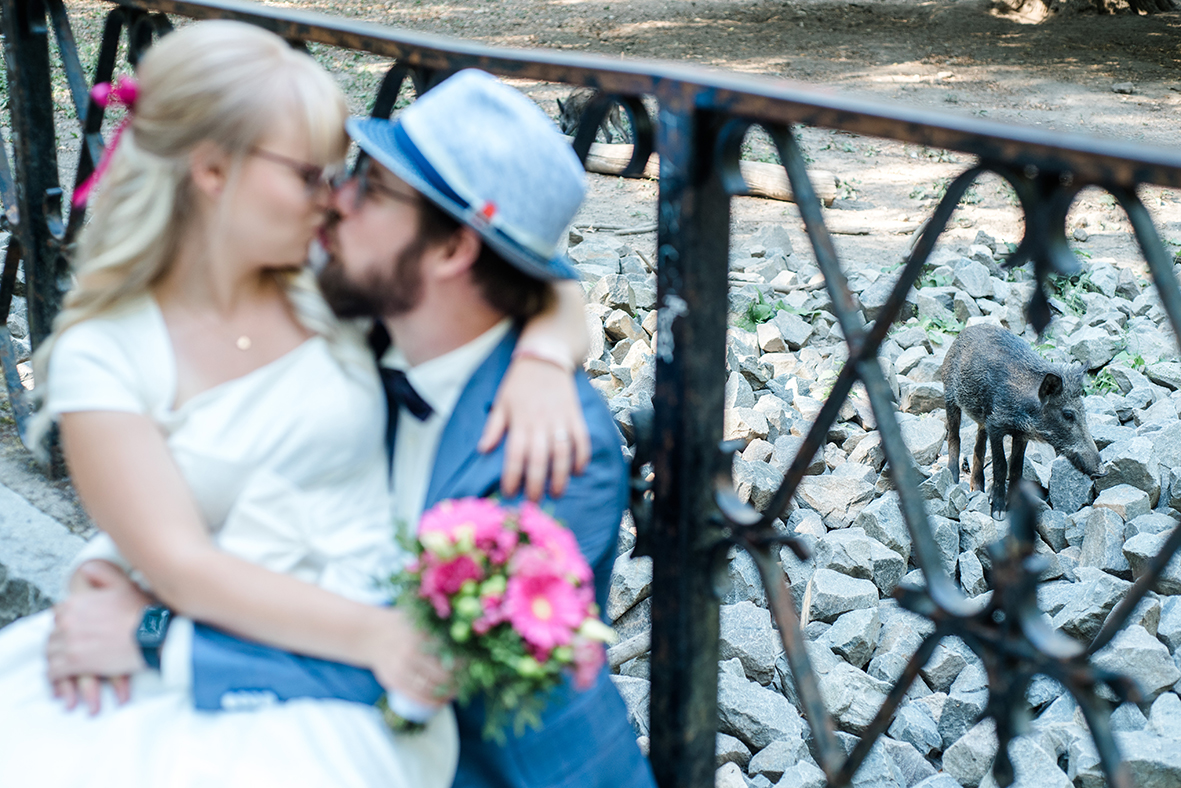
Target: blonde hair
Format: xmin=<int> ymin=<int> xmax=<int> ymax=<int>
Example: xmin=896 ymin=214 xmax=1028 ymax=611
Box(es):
xmin=30 ymin=21 xmax=362 ymax=453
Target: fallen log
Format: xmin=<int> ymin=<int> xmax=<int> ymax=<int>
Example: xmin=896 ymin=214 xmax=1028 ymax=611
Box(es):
xmin=573 ymin=138 xmax=837 ymax=207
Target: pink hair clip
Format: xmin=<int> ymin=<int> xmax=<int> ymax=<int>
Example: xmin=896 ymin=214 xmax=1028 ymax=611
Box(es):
xmin=72 ymin=75 xmax=141 ymax=209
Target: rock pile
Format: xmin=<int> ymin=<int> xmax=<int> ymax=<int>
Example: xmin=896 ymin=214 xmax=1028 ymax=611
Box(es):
xmin=587 ymin=226 xmax=1181 ymax=787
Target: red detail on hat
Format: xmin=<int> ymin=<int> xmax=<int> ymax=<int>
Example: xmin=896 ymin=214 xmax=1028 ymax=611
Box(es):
xmin=479 ymin=202 xmax=497 ymax=221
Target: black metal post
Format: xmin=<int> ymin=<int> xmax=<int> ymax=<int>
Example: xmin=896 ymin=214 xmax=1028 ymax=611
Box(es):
xmin=647 ymin=96 xmax=731 ymax=788
xmin=1 ymin=0 xmax=65 ymax=349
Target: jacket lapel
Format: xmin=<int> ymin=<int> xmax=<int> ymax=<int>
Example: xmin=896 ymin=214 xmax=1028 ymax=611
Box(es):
xmin=423 ymin=328 xmax=518 ymax=509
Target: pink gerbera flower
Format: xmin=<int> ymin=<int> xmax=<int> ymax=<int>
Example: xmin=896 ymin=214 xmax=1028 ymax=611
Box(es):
xmin=419 ymin=554 xmax=484 ymax=617
xmin=419 ymin=497 xmax=509 ymax=550
xmin=504 ymin=573 xmax=586 ymax=652
xmin=516 ymin=504 xmax=593 ymax=584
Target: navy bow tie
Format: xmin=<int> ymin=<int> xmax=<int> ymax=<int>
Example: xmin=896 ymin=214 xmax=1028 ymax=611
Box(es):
xmin=380 ymin=367 xmax=434 ymax=421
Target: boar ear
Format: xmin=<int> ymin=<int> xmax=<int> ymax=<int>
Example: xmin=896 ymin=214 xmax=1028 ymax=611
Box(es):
xmin=1039 ymin=372 xmax=1063 ymax=402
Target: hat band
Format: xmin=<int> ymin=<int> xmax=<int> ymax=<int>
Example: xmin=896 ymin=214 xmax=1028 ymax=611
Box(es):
xmin=393 ymin=123 xmax=469 ymax=210
xmin=392 ymin=123 xmax=557 ymax=261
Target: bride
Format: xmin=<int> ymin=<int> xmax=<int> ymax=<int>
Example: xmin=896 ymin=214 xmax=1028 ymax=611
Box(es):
xmin=0 ymin=21 xmax=592 ymax=787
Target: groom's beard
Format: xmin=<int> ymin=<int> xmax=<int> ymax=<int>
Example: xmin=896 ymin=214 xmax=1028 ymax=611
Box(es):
xmin=318 ymin=237 xmax=427 ymax=319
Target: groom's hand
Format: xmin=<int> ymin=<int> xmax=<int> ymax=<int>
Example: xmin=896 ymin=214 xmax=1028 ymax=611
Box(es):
xmin=47 ymin=560 xmax=151 ymax=714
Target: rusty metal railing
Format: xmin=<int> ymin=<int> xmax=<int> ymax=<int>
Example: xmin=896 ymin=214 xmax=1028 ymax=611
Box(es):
xmin=3 ymin=1 xmax=1181 ymax=786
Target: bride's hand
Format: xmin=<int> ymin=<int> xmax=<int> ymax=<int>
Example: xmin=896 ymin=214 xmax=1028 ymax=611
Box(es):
xmin=480 ymin=352 xmax=591 ymax=501
xmin=363 ymin=607 xmax=454 ymax=706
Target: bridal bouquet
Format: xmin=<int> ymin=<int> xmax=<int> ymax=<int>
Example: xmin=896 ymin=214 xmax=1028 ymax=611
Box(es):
xmin=386 ymin=497 xmax=615 ymax=739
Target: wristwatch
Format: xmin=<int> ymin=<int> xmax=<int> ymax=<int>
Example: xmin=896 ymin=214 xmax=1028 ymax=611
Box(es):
xmin=136 ymin=605 xmax=172 ymax=671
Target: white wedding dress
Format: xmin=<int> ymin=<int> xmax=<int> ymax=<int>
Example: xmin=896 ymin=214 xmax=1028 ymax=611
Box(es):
xmin=0 ymin=297 xmax=458 ymax=788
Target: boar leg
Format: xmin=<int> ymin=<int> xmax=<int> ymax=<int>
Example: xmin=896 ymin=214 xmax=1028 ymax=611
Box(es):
xmin=1008 ymin=434 xmax=1027 ymax=509
xmin=988 ymin=427 xmax=1009 ymax=519
xmin=970 ymin=426 xmax=988 ymax=492
xmin=946 ymin=404 xmax=961 ymax=483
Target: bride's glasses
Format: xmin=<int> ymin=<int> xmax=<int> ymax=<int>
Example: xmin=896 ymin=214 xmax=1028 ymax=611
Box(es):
xmin=251 ymin=148 xmax=346 ymax=196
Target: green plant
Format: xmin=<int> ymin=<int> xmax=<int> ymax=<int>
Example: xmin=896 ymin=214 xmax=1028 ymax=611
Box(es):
xmin=734 ymin=292 xmax=789 ymax=332
xmin=918 ymin=268 xmax=952 ymax=289
xmin=1088 ymin=368 xmax=1121 ymax=396
xmin=1044 ymin=270 xmax=1098 ymax=316
xmin=837 ymin=178 xmax=860 ymax=201
xmin=918 ymin=314 xmax=963 ymax=345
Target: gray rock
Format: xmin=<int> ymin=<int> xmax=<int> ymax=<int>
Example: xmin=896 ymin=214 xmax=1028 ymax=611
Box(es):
xmin=823 ymin=607 xmax=881 ymax=668
xmin=773 ymin=435 xmax=826 ymax=476
xmin=749 ymin=224 xmax=794 ymax=258
xmin=818 ymin=662 xmax=891 ymax=734
xmin=958 ymin=550 xmax=987 ymax=597
xmin=1037 ymin=508 xmax=1069 ymax=552
xmin=921 ymin=641 xmax=968 ymax=693
xmin=932 ymin=516 xmax=962 ymax=576
xmin=1115 ymin=730 xmax=1181 ymax=788
xmin=901 ymin=382 xmax=945 ymax=416
xmin=724 ymin=547 xmax=769 ymax=608
xmin=978 ymin=736 xmax=1071 ymax=788
xmin=1158 ymin=596 xmax=1181 ymax=652
xmin=720 ymin=601 xmax=780 ymax=685
xmin=899 ymin=415 xmax=946 ymax=467
xmin=854 ymin=492 xmax=911 ymax=565
xmin=716 ymin=732 xmax=752 ymax=768
xmin=590 ymin=274 xmax=637 ymax=312
xmin=727 ymin=371 xmax=757 ymax=410
xmin=748 ymin=738 xmax=805 ymax=782
xmin=943 ymin=718 xmax=997 ymax=788
xmin=1097 ymin=437 xmax=1161 ymax=507
xmin=1124 ymin=530 xmax=1181 ymax=595
xmin=1067 ymin=326 xmax=1123 ymax=370
xmin=1079 ymin=506 xmax=1132 ymax=579
xmin=954 ymin=259 xmax=993 ymax=299
xmin=911 ymin=777 xmax=963 ymax=788
xmin=808 ymin=568 xmax=880 ymax=623
xmin=610 ymin=675 xmax=651 ymax=736
xmin=1051 ymin=567 xmax=1131 ymax=640
xmin=797 ymin=476 xmax=877 ymax=529
xmin=888 ymin=701 xmax=943 ymax=756
xmin=833 ymin=734 xmax=907 ymax=788
xmin=715 ymin=761 xmax=747 ymax=788
xmin=732 ymin=457 xmax=784 ymax=511
xmin=1147 ymin=692 xmax=1181 ymax=737
xmin=1111 ymin=701 xmax=1149 ymax=732
xmin=959 ymin=511 xmax=1002 ymax=564
xmin=770 ymin=311 xmax=814 ymax=351
xmin=1091 ymin=624 xmax=1181 ymax=702
xmin=774 ymin=761 xmax=827 ymax=788
xmin=939 ymin=662 xmax=989 ymax=749
xmin=717 ymin=672 xmax=806 ymax=751
xmin=725 ymin=408 xmax=771 ymax=445
xmin=608 ymin=554 xmax=653 ymax=621
xmin=1125 ymin=511 xmax=1179 ymax=539
xmin=1147 ymin=362 xmax=1181 ymax=392
xmin=1094 ymin=484 xmax=1152 ymax=521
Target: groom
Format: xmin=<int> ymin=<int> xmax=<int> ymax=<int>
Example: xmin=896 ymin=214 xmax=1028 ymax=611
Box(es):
xmin=51 ymin=70 xmax=655 ymax=788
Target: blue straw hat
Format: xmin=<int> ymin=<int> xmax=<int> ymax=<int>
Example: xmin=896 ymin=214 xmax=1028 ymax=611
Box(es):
xmin=346 ymin=69 xmax=586 ymax=281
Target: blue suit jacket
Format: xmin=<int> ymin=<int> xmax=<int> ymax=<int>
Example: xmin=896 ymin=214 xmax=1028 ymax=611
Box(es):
xmin=188 ymin=329 xmax=655 ymax=788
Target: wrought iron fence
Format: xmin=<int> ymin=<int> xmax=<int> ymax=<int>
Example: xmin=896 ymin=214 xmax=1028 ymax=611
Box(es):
xmin=3 ymin=1 xmax=1181 ymax=786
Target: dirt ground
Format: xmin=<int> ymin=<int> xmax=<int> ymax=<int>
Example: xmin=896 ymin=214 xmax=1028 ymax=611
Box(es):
xmin=279 ymin=0 xmax=1181 ymax=272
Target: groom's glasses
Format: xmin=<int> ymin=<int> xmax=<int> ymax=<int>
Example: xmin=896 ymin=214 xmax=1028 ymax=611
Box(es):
xmin=351 ymin=155 xmax=421 ymax=210
xmin=251 ymin=148 xmax=346 ymax=196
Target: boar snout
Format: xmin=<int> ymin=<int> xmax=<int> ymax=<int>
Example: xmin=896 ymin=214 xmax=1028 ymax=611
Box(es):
xmin=1069 ymin=449 xmax=1104 ymax=479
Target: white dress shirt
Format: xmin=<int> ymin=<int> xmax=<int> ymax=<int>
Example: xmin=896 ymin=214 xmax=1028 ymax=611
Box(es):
xmin=382 ymin=318 xmax=512 ymax=534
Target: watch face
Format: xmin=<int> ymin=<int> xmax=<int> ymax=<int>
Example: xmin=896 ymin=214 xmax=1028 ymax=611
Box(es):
xmin=139 ymin=606 xmax=171 ymax=646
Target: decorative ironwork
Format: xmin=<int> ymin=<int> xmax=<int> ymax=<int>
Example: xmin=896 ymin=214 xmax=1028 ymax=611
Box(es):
xmin=3 ymin=1 xmax=1181 ymax=786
